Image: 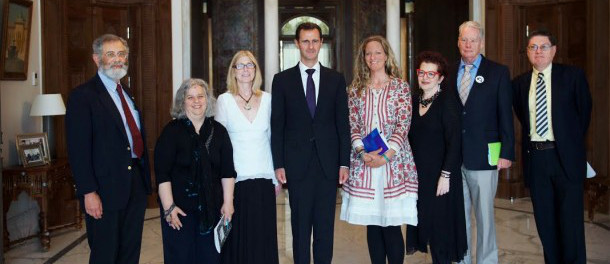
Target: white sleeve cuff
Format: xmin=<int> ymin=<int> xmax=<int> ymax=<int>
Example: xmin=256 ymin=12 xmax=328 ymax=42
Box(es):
xmin=352 ymin=139 xmax=364 ymax=150
xmin=389 ymin=142 xmax=401 ymax=154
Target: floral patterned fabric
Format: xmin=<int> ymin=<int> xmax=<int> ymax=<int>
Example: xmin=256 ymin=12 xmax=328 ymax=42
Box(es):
xmin=342 ymin=77 xmax=418 ymax=201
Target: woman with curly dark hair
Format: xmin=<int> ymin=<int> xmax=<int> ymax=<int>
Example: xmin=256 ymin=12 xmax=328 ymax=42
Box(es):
xmin=406 ymin=51 xmax=468 ymax=263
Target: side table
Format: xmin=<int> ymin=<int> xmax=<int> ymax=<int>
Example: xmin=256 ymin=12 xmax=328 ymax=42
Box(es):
xmin=2 ymin=159 xmax=82 ymax=251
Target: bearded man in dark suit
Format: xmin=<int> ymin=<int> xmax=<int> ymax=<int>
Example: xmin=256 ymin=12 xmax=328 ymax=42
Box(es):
xmin=66 ymin=34 xmax=151 ymax=264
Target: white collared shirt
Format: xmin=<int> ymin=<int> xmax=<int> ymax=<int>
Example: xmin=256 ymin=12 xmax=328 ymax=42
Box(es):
xmin=298 ymin=61 xmax=321 ymax=103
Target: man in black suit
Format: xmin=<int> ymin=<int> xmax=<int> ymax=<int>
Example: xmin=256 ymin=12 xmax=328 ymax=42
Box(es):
xmin=513 ymin=30 xmax=591 ymax=264
xmin=271 ymin=22 xmax=350 ymax=264
xmin=66 ymin=34 xmax=151 ymax=264
xmin=452 ymin=21 xmax=515 ymax=264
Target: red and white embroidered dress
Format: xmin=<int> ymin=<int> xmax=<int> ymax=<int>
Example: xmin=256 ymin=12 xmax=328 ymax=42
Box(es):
xmin=340 ymin=77 xmax=419 ymax=226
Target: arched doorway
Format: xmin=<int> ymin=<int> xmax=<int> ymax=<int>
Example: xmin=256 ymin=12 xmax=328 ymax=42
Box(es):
xmin=280 ymin=16 xmax=333 ymax=70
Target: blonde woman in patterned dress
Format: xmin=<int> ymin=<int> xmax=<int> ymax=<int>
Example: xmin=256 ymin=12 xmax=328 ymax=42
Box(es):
xmin=340 ymin=35 xmax=418 ymax=264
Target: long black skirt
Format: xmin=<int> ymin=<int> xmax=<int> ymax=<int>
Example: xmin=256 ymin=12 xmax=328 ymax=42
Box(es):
xmin=221 ymin=178 xmax=279 ymax=264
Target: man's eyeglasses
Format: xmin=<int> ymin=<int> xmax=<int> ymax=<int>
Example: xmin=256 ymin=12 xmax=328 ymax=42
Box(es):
xmin=104 ymin=51 xmax=128 ymax=59
xmin=527 ymin=44 xmax=553 ymax=52
xmin=233 ymin=63 xmax=256 ymax=70
xmin=416 ymin=69 xmax=441 ymax=79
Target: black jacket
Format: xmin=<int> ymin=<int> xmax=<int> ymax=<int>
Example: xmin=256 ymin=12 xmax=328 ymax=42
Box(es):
xmin=270 ymin=64 xmax=350 ymax=180
xmin=66 ymin=74 xmax=152 ymax=211
xmin=512 ymin=63 xmax=592 ymax=185
xmin=449 ymin=56 xmax=515 ymax=170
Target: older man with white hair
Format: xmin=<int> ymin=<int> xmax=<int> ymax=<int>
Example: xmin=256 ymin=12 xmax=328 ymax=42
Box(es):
xmin=450 ymin=21 xmax=515 ymax=264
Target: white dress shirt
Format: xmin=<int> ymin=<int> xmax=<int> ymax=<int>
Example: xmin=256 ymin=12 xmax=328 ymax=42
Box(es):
xmin=298 ymin=61 xmax=321 ymax=103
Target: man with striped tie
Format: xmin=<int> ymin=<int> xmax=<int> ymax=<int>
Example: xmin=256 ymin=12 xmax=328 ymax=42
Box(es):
xmin=513 ymin=30 xmax=592 ymax=264
xmin=452 ymin=21 xmax=515 ymax=264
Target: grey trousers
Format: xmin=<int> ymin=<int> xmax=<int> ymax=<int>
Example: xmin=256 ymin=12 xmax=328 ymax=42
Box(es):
xmin=458 ymin=167 xmax=498 ymax=264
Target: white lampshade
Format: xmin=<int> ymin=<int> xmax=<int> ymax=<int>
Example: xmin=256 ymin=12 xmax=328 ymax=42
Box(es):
xmin=30 ymin=94 xmax=66 ymax=116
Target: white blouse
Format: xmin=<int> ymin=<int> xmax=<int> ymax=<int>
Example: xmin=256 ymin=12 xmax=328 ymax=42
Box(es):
xmin=215 ymin=92 xmax=277 ymax=185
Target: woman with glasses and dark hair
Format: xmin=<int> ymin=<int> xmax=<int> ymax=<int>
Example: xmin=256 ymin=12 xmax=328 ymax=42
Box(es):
xmin=215 ymin=50 xmax=279 ymax=264
xmin=406 ymin=51 xmax=467 ymax=264
xmin=340 ymin=35 xmax=418 ymax=264
xmin=154 ymin=78 xmax=236 ymax=264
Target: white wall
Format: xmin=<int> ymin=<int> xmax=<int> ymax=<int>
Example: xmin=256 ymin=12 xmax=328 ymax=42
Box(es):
xmin=0 ymin=0 xmax=43 ymax=166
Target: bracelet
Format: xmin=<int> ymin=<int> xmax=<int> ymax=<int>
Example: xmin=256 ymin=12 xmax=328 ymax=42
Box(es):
xmin=382 ymin=153 xmax=390 ymax=162
xmin=163 ymin=203 xmax=176 ymax=218
xmin=356 ymin=148 xmax=365 ymax=159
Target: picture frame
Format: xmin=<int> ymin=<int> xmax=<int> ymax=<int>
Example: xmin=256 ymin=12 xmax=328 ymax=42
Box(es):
xmin=16 ymin=132 xmax=50 ymax=164
xmin=0 ymin=0 xmax=32 ymax=80
xmin=18 ymin=142 xmax=45 ymax=167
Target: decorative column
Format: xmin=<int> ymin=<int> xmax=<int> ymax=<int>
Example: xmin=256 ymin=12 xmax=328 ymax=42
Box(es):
xmin=386 ymin=0 xmax=401 ymax=65
xmin=405 ymin=0 xmax=415 ymax=86
xmin=470 ymin=0 xmax=485 ymax=54
xmin=264 ymin=0 xmax=279 ymax=92
xmin=171 ymin=0 xmax=191 ymax=95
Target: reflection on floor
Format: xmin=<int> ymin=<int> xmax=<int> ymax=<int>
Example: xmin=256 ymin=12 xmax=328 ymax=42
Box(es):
xmin=4 ymin=192 xmax=610 ymax=264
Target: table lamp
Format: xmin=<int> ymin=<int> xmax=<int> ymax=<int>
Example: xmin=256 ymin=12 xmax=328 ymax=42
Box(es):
xmin=30 ymin=94 xmax=66 ymax=161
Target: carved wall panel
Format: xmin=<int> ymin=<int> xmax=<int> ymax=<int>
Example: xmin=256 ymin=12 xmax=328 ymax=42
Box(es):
xmin=413 ymin=0 xmax=469 ymax=64
xmin=211 ymin=0 xmax=260 ymax=95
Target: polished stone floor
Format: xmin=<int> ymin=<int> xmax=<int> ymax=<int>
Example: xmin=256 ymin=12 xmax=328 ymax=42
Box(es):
xmin=4 ymin=191 xmax=610 ymax=264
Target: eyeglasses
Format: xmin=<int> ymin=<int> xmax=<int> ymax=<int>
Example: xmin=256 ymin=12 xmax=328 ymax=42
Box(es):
xmin=527 ymin=44 xmax=553 ymax=52
xmin=416 ymin=69 xmax=441 ymax=79
xmin=104 ymin=51 xmax=128 ymax=59
xmin=233 ymin=63 xmax=255 ymax=70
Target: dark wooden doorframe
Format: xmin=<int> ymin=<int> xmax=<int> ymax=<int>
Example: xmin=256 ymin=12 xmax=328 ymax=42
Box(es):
xmin=486 ymin=0 xmax=608 ymax=205
xmin=42 ymin=0 xmax=173 ymax=208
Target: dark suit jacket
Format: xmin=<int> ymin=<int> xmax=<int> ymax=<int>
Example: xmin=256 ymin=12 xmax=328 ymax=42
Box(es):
xmin=512 ymin=63 xmax=592 ymax=186
xmin=66 ymin=74 xmax=152 ymax=211
xmin=450 ymin=56 xmax=515 ymax=170
xmin=271 ymin=64 xmax=350 ymax=180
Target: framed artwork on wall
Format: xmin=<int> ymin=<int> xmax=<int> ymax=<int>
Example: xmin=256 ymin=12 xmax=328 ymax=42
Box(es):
xmin=0 ymin=0 xmax=32 ymax=80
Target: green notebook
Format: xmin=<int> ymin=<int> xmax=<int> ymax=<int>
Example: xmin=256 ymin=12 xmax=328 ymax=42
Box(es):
xmin=488 ymin=142 xmax=501 ymax=166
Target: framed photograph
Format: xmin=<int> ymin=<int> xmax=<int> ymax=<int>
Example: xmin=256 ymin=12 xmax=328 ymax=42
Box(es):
xmin=16 ymin=132 xmax=50 ymax=163
xmin=18 ymin=143 xmax=45 ymax=167
xmin=0 ymin=0 xmax=32 ymax=80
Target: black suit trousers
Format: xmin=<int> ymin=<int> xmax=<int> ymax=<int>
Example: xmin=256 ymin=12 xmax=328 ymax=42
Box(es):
xmin=529 ymin=148 xmax=586 ymax=264
xmin=287 ymin=146 xmax=337 ymax=264
xmin=85 ymin=162 xmax=147 ymax=264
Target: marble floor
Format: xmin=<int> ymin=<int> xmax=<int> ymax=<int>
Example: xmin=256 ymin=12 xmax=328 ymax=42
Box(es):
xmin=4 ymin=191 xmax=610 ymax=264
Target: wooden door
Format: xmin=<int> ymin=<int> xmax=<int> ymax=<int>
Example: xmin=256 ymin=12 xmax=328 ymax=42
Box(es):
xmin=487 ymin=0 xmax=586 ymax=199
xmin=42 ymin=0 xmax=173 ymax=208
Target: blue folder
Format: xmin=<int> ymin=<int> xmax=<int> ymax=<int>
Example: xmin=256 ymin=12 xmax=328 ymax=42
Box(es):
xmin=362 ymin=128 xmax=389 ymax=155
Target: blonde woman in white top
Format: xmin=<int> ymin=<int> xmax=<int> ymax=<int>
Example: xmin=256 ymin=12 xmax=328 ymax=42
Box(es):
xmin=214 ymin=50 xmax=279 ymax=264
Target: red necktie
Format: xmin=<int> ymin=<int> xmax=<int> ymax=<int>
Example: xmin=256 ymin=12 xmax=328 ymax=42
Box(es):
xmin=116 ymin=84 xmax=143 ymax=158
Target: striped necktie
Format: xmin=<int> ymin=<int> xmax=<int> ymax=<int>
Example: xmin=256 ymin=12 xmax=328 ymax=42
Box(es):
xmin=535 ymin=72 xmax=548 ymax=137
xmin=459 ymin=64 xmax=473 ymax=104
